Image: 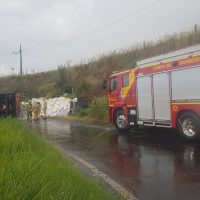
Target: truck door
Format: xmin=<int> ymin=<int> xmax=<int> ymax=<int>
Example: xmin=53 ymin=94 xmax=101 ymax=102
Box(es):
xmin=108 ymin=76 xmax=119 ymax=107
xmin=121 ymin=71 xmax=136 ymax=106
xmin=153 ymin=73 xmax=171 ymax=122
xmin=6 ymin=93 xmax=16 ymax=116
xmin=171 ymin=67 xmax=200 ymax=101
xmin=137 ymin=73 xmax=171 ymax=125
xmin=137 ymin=76 xmax=153 ymax=121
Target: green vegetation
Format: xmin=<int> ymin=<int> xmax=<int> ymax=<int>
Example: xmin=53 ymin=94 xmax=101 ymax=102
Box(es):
xmin=0 ymin=27 xmax=199 ymax=99
xmin=76 ymin=96 xmax=108 ymax=122
xmin=0 ymin=118 xmax=121 ymax=200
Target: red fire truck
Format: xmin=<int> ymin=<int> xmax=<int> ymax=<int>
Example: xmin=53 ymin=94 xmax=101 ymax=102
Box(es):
xmin=106 ymin=44 xmax=200 ymax=140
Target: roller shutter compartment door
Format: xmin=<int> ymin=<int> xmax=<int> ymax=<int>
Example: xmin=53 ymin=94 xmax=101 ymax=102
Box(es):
xmin=172 ymin=66 xmax=200 ymax=101
xmin=153 ymin=73 xmax=171 ymax=121
xmin=137 ymin=76 xmax=153 ymax=120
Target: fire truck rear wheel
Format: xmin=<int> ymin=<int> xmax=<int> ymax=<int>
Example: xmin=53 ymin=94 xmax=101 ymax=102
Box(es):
xmin=114 ymin=110 xmax=129 ymax=132
xmin=177 ymin=112 xmax=200 ymax=141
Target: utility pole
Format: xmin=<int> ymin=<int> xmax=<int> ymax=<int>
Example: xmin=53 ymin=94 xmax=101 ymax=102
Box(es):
xmin=12 ymin=44 xmax=23 ymax=76
xmin=19 ymin=44 xmax=22 ymax=76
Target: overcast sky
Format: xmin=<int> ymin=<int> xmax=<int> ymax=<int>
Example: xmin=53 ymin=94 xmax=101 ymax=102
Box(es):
xmin=0 ymin=0 xmax=199 ymax=75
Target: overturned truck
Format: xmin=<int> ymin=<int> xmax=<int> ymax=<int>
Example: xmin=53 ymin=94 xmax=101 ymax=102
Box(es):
xmin=0 ymin=93 xmax=20 ymax=117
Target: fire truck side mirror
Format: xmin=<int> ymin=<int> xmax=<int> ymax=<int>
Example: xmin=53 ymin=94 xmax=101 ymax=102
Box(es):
xmin=103 ymin=79 xmax=107 ymax=91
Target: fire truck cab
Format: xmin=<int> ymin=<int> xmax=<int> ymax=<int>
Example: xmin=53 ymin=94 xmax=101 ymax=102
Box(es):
xmin=107 ymin=45 xmax=200 ymax=140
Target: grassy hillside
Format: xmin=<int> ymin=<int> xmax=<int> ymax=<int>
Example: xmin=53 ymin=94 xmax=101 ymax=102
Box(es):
xmin=0 ymin=26 xmax=200 ymax=99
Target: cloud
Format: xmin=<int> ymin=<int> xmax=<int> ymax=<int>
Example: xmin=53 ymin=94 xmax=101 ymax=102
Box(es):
xmin=0 ymin=65 xmax=13 ymax=76
xmin=0 ymin=0 xmax=199 ymax=73
xmin=0 ymin=0 xmax=96 ymax=47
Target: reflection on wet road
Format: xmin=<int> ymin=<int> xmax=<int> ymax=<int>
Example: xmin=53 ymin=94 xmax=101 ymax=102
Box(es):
xmin=27 ymin=119 xmax=200 ymax=200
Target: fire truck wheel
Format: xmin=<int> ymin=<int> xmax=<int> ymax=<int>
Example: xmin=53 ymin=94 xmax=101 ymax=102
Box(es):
xmin=177 ymin=112 xmax=200 ymax=140
xmin=114 ymin=110 xmax=129 ymax=132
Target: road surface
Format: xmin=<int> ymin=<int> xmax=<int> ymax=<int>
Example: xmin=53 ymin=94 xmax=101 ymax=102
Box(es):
xmin=27 ymin=119 xmax=200 ymax=200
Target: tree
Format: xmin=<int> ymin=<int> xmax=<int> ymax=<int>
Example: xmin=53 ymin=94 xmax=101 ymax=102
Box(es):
xmin=56 ymin=66 xmax=66 ymax=95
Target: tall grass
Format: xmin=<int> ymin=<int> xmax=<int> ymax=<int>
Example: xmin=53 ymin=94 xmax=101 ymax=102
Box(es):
xmin=0 ymin=118 xmax=121 ymax=200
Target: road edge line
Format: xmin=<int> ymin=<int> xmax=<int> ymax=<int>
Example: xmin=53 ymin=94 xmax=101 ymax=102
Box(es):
xmin=56 ymin=146 xmax=138 ymax=200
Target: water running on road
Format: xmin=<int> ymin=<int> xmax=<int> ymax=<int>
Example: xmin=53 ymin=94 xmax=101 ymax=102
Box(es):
xmin=27 ymin=119 xmax=200 ymax=200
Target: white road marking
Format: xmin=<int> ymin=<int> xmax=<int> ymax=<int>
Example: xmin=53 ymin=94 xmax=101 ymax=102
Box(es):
xmin=57 ymin=146 xmax=138 ymax=200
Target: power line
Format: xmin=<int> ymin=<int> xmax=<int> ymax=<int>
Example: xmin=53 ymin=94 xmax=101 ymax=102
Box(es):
xmin=25 ymin=0 xmax=163 ymax=53
xmin=24 ymin=0 xmax=142 ymax=51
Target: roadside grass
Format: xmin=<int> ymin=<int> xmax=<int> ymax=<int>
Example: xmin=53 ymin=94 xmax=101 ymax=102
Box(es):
xmin=0 ymin=118 xmax=122 ymax=200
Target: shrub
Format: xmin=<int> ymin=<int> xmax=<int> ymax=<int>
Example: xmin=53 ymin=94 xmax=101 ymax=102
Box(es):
xmin=75 ymin=96 xmax=108 ymax=122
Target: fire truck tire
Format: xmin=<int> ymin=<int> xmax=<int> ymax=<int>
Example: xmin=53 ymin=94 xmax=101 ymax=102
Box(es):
xmin=177 ymin=112 xmax=200 ymax=141
xmin=114 ymin=110 xmax=130 ymax=132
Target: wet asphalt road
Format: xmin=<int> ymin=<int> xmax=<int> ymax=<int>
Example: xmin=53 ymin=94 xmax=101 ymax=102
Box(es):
xmin=26 ymin=119 xmax=200 ymax=200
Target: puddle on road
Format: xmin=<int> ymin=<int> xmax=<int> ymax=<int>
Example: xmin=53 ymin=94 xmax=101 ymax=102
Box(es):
xmin=26 ymin=119 xmax=200 ymax=200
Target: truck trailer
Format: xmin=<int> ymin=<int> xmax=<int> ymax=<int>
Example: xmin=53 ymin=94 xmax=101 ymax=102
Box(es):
xmin=0 ymin=93 xmax=21 ymax=117
xmin=106 ymin=44 xmax=200 ymax=140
